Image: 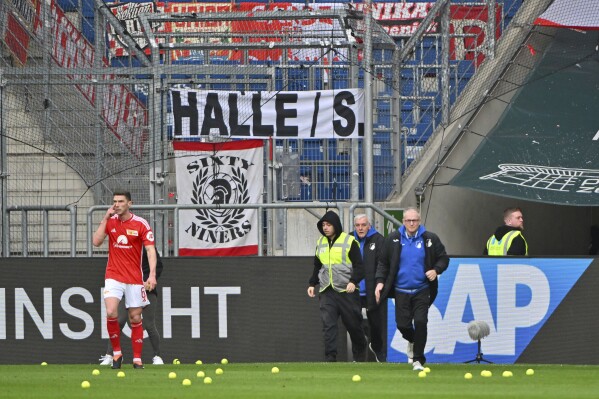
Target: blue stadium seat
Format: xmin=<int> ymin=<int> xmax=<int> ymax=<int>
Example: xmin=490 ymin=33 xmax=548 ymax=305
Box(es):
xmin=57 ymin=0 xmax=78 ymax=12
xmin=82 ymin=16 xmax=94 ymax=44
xmin=301 ymin=139 xmax=324 ymax=161
xmin=82 ymin=0 xmax=94 ymax=18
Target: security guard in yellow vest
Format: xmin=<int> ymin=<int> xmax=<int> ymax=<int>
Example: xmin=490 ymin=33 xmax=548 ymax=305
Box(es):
xmin=307 ymin=210 xmax=368 ymax=362
xmin=485 ymin=207 xmax=528 ymax=256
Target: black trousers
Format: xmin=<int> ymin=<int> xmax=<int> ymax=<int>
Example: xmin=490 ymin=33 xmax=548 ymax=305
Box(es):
xmin=361 ymin=296 xmax=388 ymax=361
xmin=393 ymin=287 xmax=430 ymax=364
xmin=319 ymin=288 xmax=367 ymax=361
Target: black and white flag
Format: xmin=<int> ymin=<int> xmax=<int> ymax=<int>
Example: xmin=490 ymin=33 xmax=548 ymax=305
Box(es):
xmin=174 ymin=140 xmax=263 ymax=256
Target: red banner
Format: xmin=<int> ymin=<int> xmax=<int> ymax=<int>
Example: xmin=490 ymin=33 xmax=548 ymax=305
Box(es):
xmin=5 ymin=13 xmax=29 ymax=65
xmin=3 ymin=0 xmax=41 ymax=65
xmin=50 ymin=0 xmax=147 ymax=159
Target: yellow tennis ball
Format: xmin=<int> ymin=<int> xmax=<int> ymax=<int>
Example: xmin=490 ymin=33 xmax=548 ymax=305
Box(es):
xmin=271 ymin=366 xmax=280 ymax=374
xmin=196 ymin=371 xmax=205 ymax=378
xmin=352 ymin=374 xmax=361 ymax=382
xmin=424 ymin=367 xmax=431 ymax=373
xmin=526 ymin=368 xmax=535 ymax=376
xmin=221 ymin=358 xmax=229 ymax=365
xmin=204 ymin=376 xmax=213 ymax=384
xmin=92 ymin=369 xmax=100 ymax=376
xmin=502 ymin=370 xmax=513 ymax=377
xmin=464 ymin=372 xmax=473 ymax=379
xmin=172 ymin=358 xmax=180 ymax=365
xmin=117 ymin=371 xmax=125 ymax=378
xmin=168 ymin=372 xmax=177 ymax=379
xmin=215 ymin=368 xmax=224 ymax=375
xmin=41 ymin=362 xmax=48 ymax=366
xmin=81 ymin=381 xmax=90 ymax=389
xmin=418 ymin=371 xmax=427 ymax=378
xmin=195 ymin=360 xmax=203 ymax=365
xmin=182 ymin=379 xmax=191 ymax=386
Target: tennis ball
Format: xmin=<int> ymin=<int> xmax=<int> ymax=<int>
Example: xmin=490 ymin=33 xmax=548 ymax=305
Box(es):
xmin=215 ymin=368 xmax=224 ymax=375
xmin=502 ymin=370 xmax=513 ymax=378
xmin=173 ymin=358 xmax=181 ymax=365
xmin=92 ymin=369 xmax=100 ymax=376
xmin=168 ymin=372 xmax=177 ymax=379
xmin=41 ymin=362 xmax=48 ymax=366
xmin=204 ymin=376 xmax=213 ymax=384
xmin=196 ymin=371 xmax=205 ymax=378
xmin=195 ymin=360 xmax=203 ymax=365
xmin=117 ymin=371 xmax=125 ymax=378
xmin=481 ymin=370 xmax=492 ymax=377
xmin=182 ymin=379 xmax=191 ymax=386
xmin=424 ymin=367 xmax=431 ymax=373
xmin=221 ymin=358 xmax=229 ymax=365
xmin=418 ymin=371 xmax=427 ymax=378
xmin=271 ymin=366 xmax=280 ymax=374
xmin=464 ymin=372 xmax=473 ymax=379
xmin=526 ymin=368 xmax=535 ymax=376
xmin=352 ymin=374 xmax=361 ymax=382
xmin=81 ymin=381 xmax=90 ymax=389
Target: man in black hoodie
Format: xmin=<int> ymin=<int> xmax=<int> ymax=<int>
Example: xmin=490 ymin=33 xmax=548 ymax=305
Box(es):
xmin=308 ymin=210 xmax=368 ymax=362
xmin=484 ymin=207 xmax=528 ymax=256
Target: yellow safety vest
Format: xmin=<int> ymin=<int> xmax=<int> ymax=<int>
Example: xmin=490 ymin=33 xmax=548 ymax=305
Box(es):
xmin=315 ymin=232 xmax=355 ymax=293
xmin=486 ymin=230 xmax=528 ymax=256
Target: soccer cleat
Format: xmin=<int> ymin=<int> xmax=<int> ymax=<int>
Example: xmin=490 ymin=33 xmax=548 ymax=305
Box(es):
xmin=152 ymin=356 xmax=164 ymax=365
xmin=111 ymin=354 xmax=123 ymax=369
xmin=99 ymin=354 xmax=113 ymax=366
xmin=412 ymin=361 xmax=425 ymax=371
xmin=133 ymin=362 xmax=144 ymax=369
xmin=407 ymin=342 xmax=414 ymax=364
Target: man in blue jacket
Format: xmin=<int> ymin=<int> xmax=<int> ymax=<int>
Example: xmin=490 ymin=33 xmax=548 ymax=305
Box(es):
xmin=375 ymin=207 xmax=449 ymax=371
xmin=351 ymin=214 xmax=386 ymax=362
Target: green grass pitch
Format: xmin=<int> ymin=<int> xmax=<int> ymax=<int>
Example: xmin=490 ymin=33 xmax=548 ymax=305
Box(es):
xmin=1 ymin=362 xmax=599 ymax=399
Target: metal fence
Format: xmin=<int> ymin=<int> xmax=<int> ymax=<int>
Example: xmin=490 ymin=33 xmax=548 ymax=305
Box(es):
xmin=0 ymin=0 xmax=523 ymax=256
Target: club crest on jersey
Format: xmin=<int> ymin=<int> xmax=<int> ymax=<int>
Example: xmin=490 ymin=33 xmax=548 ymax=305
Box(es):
xmin=126 ymin=229 xmax=138 ymax=236
xmin=184 ymin=156 xmax=252 ymax=244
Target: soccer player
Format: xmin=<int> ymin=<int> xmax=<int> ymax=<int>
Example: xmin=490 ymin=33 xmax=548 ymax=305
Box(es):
xmin=99 ymin=247 xmax=165 ymax=366
xmin=93 ymin=190 xmax=157 ymax=369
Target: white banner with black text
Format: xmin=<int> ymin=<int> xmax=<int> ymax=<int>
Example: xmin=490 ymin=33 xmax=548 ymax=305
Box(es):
xmin=173 ymin=140 xmax=263 ymax=256
xmin=169 ymin=88 xmax=364 ymax=139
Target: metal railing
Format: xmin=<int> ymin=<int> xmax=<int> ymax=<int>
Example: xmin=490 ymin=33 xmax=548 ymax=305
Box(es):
xmin=4 ymin=205 xmax=78 ymax=257
xmin=85 ymin=203 xmax=402 ymax=257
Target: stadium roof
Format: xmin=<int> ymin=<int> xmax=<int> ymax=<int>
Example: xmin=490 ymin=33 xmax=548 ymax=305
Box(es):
xmin=450 ymin=27 xmax=599 ymax=206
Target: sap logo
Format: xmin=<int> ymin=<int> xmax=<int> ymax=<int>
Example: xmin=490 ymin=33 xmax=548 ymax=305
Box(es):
xmin=388 ymin=258 xmax=591 ymax=362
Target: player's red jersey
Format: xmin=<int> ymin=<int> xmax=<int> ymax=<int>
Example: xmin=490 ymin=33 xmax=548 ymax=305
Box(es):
xmin=104 ymin=213 xmax=155 ymax=284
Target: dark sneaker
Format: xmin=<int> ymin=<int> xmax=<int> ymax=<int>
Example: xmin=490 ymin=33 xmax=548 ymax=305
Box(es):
xmin=133 ymin=362 xmax=144 ymax=369
xmin=111 ymin=355 xmax=123 ymax=369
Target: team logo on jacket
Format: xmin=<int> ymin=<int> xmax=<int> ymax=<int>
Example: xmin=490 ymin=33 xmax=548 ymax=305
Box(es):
xmin=369 ymin=243 xmax=376 ymax=250
xmin=186 ymin=156 xmax=252 ymax=244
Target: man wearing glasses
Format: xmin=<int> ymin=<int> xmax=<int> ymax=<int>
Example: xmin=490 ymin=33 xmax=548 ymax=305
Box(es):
xmin=374 ymin=207 xmax=449 ymax=371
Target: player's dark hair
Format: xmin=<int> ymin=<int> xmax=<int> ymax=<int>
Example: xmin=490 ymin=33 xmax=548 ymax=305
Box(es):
xmin=113 ymin=190 xmax=132 ymax=201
